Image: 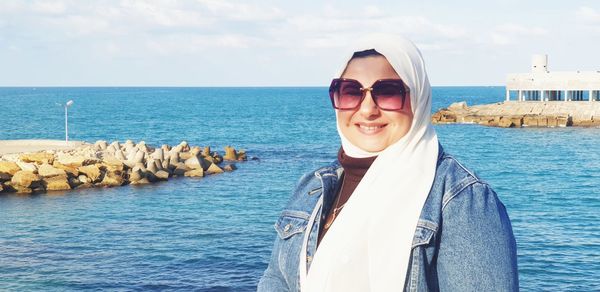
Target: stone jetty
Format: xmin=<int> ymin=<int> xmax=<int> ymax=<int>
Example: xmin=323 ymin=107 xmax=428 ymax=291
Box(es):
xmin=432 ymin=101 xmax=600 ymax=128
xmin=0 ymin=140 xmax=248 ymax=194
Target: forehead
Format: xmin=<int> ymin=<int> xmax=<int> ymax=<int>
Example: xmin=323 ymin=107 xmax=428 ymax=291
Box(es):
xmin=341 ymin=55 xmax=400 ymax=81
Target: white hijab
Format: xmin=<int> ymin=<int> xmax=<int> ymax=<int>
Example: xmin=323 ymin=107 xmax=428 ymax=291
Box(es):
xmin=302 ymin=35 xmax=439 ymax=291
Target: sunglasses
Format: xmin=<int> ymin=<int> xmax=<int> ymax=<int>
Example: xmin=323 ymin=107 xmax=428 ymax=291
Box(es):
xmin=328 ymin=78 xmax=409 ymax=111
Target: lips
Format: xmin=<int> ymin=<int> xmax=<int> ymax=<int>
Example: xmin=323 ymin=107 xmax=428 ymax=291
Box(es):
xmin=355 ymin=122 xmax=387 ymax=135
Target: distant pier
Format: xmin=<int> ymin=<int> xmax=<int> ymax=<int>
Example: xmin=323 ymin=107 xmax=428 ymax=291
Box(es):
xmin=432 ymin=55 xmax=600 ymax=128
xmin=432 ymin=101 xmax=600 ymax=127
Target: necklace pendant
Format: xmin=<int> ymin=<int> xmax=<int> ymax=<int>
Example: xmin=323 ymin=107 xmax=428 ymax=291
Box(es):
xmin=324 ymin=213 xmax=335 ymax=229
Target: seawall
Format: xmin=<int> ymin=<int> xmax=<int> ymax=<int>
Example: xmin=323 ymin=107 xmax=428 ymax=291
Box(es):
xmin=432 ymin=101 xmax=600 ymax=128
xmin=0 ymin=140 xmax=248 ymax=194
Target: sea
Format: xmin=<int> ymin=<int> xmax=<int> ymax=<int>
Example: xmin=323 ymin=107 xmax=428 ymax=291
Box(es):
xmin=1 ymin=87 xmax=599 ymax=291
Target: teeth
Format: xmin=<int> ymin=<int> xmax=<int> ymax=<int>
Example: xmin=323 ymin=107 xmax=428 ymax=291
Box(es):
xmin=359 ymin=125 xmax=383 ymax=131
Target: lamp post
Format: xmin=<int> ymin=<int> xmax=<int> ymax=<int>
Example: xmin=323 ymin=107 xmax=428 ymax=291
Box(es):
xmin=63 ymin=100 xmax=74 ymax=142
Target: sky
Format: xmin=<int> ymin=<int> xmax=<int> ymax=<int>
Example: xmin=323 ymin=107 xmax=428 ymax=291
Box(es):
xmin=1 ymin=0 xmax=599 ymax=86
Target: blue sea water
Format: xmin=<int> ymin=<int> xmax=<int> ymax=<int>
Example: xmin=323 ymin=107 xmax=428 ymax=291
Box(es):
xmin=1 ymin=87 xmax=599 ymax=291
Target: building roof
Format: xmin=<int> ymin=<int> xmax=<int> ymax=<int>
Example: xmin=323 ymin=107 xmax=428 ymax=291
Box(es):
xmin=506 ymin=55 xmax=600 ymax=90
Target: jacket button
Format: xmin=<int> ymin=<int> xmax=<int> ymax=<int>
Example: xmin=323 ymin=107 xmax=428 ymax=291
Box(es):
xmin=307 ymin=255 xmax=313 ymax=263
xmin=284 ymin=224 xmax=291 ymax=232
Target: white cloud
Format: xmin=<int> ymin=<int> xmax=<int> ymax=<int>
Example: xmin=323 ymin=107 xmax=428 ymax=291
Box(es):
xmin=0 ymin=1 xmax=26 ymax=13
xmin=489 ymin=23 xmax=548 ymax=45
xmin=491 ymin=33 xmax=511 ymax=45
xmin=197 ymin=0 xmax=284 ymax=21
xmin=575 ymin=6 xmax=600 ymax=34
xmin=576 ymin=6 xmax=600 ymax=23
xmin=495 ymin=23 xmax=547 ymax=36
xmin=49 ymin=15 xmax=111 ymax=37
xmin=0 ymin=0 xmax=280 ymax=54
xmin=105 ymin=42 xmax=120 ymax=54
xmin=30 ymin=0 xmax=67 ymax=14
xmin=144 ymin=33 xmax=260 ymax=55
xmin=2 ymin=0 xmax=596 ymax=86
xmin=277 ymin=10 xmax=469 ymax=52
xmin=364 ymin=5 xmax=384 ymax=18
xmin=117 ymin=0 xmax=213 ymax=29
xmin=0 ymin=0 xmax=473 ymax=55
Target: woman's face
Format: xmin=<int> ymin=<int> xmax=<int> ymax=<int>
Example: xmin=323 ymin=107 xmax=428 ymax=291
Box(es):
xmin=337 ymin=55 xmax=413 ymax=152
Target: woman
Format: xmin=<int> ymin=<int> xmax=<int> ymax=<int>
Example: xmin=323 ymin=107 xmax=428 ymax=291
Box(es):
xmin=258 ymin=35 xmax=518 ymax=291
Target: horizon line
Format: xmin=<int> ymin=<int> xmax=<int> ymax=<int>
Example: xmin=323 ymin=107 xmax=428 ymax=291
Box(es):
xmin=0 ymin=84 xmax=506 ymax=88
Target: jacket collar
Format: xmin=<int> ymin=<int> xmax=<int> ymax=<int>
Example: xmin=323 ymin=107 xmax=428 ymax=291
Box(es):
xmin=316 ymin=142 xmax=445 ymax=179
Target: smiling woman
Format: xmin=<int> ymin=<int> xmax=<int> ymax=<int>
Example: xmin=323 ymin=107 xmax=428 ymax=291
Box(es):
xmin=334 ymin=50 xmax=414 ymax=153
xmin=257 ymin=34 xmax=519 ymax=292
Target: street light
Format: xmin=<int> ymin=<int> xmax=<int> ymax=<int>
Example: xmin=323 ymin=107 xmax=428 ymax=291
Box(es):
xmin=59 ymin=100 xmax=74 ymax=142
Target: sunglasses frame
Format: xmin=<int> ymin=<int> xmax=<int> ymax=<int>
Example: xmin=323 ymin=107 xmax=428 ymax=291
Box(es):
xmin=328 ymin=78 xmax=409 ymax=111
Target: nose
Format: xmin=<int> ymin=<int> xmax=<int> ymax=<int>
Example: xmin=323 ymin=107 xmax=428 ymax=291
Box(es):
xmin=358 ymin=90 xmax=380 ymax=118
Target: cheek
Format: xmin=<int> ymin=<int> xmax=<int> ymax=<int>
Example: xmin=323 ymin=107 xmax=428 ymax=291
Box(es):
xmin=337 ymin=111 xmax=354 ymax=126
xmin=383 ymin=111 xmax=414 ymax=131
xmin=394 ymin=95 xmax=413 ymax=129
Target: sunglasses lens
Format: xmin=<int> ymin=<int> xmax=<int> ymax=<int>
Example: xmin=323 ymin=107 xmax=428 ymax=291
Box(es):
xmin=330 ymin=79 xmax=363 ymax=109
xmin=372 ymin=81 xmax=406 ymax=110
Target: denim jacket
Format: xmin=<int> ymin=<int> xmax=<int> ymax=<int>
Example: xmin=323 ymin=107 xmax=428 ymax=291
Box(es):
xmin=258 ymin=145 xmax=519 ymax=291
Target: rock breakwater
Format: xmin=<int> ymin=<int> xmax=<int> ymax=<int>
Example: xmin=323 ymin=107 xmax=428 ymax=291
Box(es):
xmin=432 ymin=101 xmax=600 ymax=128
xmin=0 ymin=140 xmax=248 ymax=194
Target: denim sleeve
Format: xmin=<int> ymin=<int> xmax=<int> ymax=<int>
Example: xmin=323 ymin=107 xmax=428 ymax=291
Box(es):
xmin=258 ymin=171 xmax=317 ymax=292
xmin=436 ymin=182 xmax=519 ymax=291
xmin=257 ymin=234 xmax=290 ymax=292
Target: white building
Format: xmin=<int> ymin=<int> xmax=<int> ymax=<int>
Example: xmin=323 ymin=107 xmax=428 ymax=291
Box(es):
xmin=506 ymin=54 xmax=600 ymax=102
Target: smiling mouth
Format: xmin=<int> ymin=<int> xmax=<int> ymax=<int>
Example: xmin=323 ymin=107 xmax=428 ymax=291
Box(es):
xmin=356 ymin=123 xmax=387 ymax=134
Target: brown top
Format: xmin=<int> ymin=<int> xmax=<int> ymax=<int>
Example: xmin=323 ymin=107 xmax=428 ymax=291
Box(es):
xmin=317 ymin=147 xmax=377 ymax=246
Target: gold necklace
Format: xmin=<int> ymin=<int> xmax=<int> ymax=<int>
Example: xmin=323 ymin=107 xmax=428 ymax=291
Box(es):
xmin=324 ymin=177 xmax=346 ymax=230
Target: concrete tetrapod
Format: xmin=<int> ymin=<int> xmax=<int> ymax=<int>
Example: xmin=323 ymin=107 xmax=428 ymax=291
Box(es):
xmin=0 ymin=140 xmax=250 ymax=194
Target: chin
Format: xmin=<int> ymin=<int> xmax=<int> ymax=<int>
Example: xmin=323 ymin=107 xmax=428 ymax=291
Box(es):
xmin=355 ymin=143 xmax=386 ymax=153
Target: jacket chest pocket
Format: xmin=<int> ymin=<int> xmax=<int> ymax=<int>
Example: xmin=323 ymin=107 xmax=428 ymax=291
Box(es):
xmin=274 ymin=210 xmax=311 ymax=288
xmin=275 ymin=210 xmax=310 ymax=240
xmin=407 ymin=220 xmax=438 ymax=292
xmin=411 ymin=219 xmax=437 ymax=248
